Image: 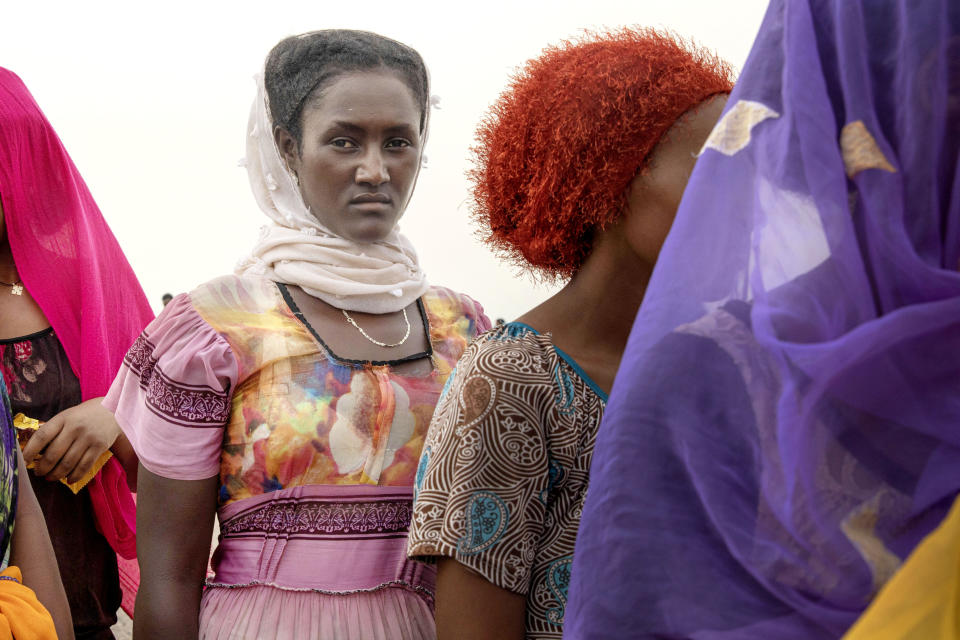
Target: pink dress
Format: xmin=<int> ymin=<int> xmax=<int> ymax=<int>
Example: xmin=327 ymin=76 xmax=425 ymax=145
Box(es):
xmin=105 ymin=275 xmax=489 ymax=639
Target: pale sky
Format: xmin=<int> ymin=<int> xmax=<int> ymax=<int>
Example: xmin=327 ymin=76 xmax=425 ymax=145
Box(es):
xmin=1 ymin=0 xmax=768 ymax=320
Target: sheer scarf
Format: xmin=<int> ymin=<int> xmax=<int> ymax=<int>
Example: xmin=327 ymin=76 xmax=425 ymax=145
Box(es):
xmin=0 ymin=67 xmax=153 ymax=615
xmin=236 ymin=73 xmax=428 ymax=314
xmin=568 ymin=1 xmax=960 ymax=637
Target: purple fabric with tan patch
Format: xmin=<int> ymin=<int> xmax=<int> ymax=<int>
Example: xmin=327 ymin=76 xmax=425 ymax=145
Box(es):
xmin=567 ymin=1 xmax=960 ymax=638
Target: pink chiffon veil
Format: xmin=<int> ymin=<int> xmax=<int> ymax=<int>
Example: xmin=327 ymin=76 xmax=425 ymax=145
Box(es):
xmin=0 ymin=67 xmax=153 ymax=616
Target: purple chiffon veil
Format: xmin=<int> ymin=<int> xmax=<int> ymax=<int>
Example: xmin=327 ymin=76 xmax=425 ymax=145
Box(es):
xmin=566 ymin=1 xmax=960 ymax=638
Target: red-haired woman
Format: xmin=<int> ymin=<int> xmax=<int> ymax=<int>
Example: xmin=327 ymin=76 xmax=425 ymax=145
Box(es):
xmin=407 ymin=29 xmax=731 ymax=639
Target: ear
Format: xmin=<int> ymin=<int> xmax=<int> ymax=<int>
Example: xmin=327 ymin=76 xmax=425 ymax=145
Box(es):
xmin=274 ymin=126 xmax=301 ymax=174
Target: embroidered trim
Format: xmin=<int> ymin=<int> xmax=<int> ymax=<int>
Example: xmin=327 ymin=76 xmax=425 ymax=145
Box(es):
xmin=143 ymin=366 xmax=230 ymax=427
xmin=0 ymin=575 xmax=19 ymax=584
xmin=122 ymin=334 xmax=156 ymax=378
xmin=203 ymin=578 xmax=434 ymax=602
xmin=220 ymin=497 xmax=413 ymax=538
xmin=123 ymin=334 xmax=230 ymax=427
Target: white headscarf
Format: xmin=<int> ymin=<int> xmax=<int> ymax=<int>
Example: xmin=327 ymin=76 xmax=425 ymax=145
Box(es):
xmin=236 ymin=72 xmax=429 ymax=314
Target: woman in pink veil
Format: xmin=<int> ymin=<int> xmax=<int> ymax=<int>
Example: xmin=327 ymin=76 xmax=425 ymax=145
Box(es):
xmin=0 ymin=67 xmax=153 ymax=637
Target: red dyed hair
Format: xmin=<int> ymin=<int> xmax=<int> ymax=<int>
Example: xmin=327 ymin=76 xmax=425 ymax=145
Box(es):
xmin=470 ymin=28 xmax=733 ymax=279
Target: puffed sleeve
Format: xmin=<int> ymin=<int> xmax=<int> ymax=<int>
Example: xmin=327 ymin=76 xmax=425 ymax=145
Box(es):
xmin=103 ymin=293 xmax=237 ymax=481
xmin=467 ymin=296 xmax=493 ymax=336
xmin=408 ymin=333 xmax=552 ymax=595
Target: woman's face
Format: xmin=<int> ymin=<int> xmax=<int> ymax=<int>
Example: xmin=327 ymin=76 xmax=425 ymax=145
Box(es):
xmin=622 ymin=94 xmax=728 ymax=263
xmin=277 ymin=70 xmax=423 ymax=244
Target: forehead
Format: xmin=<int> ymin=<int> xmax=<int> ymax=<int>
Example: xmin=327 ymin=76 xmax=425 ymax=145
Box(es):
xmin=305 ymin=70 xmax=420 ymax=128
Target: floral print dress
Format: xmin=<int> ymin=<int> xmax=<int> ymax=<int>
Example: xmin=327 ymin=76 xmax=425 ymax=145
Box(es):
xmin=106 ymin=274 xmax=489 ymax=640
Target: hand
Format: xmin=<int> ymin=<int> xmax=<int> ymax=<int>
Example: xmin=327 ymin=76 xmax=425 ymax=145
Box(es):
xmin=22 ymin=397 xmax=120 ymax=484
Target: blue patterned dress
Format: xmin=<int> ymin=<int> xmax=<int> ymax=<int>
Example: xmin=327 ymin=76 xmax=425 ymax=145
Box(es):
xmin=408 ymin=322 xmax=606 ymax=639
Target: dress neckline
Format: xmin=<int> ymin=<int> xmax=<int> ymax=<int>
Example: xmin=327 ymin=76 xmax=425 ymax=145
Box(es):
xmin=275 ymin=282 xmax=435 ymax=368
xmin=502 ymin=321 xmax=608 ymax=402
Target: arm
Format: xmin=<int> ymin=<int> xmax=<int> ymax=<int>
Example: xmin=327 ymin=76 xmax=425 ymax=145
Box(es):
xmin=110 ymin=430 xmax=138 ymax=490
xmin=134 ymin=465 xmax=218 ymax=640
xmin=9 ymin=449 xmax=74 ymax=640
xmin=436 ymin=558 xmax=526 ymax=640
xmin=22 ymin=396 xmax=138 ymax=489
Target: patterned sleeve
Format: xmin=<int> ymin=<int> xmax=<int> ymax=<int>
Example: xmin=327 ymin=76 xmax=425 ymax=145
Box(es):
xmin=467 ymin=296 xmax=493 ymax=336
xmin=408 ymin=333 xmax=552 ymax=595
xmin=103 ymin=293 xmax=237 ymax=481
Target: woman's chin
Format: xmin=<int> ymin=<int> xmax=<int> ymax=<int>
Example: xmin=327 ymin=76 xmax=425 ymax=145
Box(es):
xmin=330 ymin=215 xmax=399 ymax=244
xmin=341 ymin=224 xmax=395 ymax=245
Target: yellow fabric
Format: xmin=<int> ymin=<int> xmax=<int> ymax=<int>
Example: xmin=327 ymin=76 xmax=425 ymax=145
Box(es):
xmin=843 ymin=496 xmax=960 ymax=639
xmin=14 ymin=413 xmax=111 ymax=493
xmin=0 ymin=567 xmax=58 ymax=640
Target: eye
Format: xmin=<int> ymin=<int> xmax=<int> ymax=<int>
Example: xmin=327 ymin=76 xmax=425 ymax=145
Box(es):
xmin=385 ymin=138 xmax=413 ymax=149
xmin=331 ymin=138 xmax=358 ymax=149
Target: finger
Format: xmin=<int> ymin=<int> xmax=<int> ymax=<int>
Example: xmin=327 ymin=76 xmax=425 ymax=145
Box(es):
xmin=31 ymin=428 xmax=75 ymax=477
xmin=22 ymin=415 xmax=65 ymax=462
xmin=66 ymin=447 xmax=101 ymax=485
xmin=44 ymin=439 xmax=87 ymax=483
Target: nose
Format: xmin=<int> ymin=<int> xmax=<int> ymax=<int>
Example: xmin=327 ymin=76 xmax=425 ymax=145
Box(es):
xmin=356 ymin=148 xmax=389 ymax=186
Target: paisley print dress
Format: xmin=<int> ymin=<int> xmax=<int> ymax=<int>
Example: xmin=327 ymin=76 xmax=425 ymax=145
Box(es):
xmin=408 ymin=322 xmax=606 ymax=639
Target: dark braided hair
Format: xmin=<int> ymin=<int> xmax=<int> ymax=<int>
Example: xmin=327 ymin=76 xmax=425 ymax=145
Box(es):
xmin=265 ymin=30 xmax=430 ymax=146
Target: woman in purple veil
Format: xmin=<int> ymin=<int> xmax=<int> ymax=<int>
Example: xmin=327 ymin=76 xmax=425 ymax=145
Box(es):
xmin=565 ymin=1 xmax=960 ymax=638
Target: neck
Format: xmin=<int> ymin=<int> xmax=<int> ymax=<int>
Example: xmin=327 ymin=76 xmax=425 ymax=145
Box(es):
xmin=520 ymin=228 xmax=653 ymax=365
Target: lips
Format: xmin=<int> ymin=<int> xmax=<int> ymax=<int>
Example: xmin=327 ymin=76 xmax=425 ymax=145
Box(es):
xmin=350 ymin=192 xmax=392 ymax=205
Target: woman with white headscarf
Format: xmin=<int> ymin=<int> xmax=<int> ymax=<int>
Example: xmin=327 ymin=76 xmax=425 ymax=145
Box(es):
xmin=105 ymin=30 xmax=489 ymax=640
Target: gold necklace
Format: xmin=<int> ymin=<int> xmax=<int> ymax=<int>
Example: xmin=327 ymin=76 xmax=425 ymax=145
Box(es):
xmin=341 ymin=308 xmax=411 ymax=348
xmin=0 ymin=278 xmax=23 ymax=296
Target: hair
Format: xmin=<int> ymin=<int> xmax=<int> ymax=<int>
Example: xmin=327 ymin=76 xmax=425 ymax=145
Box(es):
xmin=470 ymin=28 xmax=734 ymax=280
xmin=265 ymin=29 xmax=430 ymax=146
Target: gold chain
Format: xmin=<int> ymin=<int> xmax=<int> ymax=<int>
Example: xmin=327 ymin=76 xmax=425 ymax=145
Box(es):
xmin=341 ymin=307 xmax=411 ymax=348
